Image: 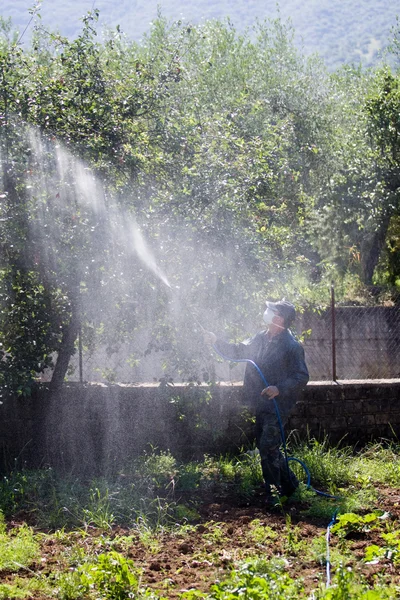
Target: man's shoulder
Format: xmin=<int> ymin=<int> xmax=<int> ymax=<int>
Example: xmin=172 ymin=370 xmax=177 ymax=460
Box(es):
xmin=248 ymin=330 xmax=267 ymax=343
xmin=283 ymin=329 xmax=303 ymax=349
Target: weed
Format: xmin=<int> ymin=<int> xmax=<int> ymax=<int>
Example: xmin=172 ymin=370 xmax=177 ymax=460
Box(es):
xmin=175 ymin=463 xmax=202 ymax=492
xmin=81 ymin=486 xmax=116 ymax=531
xmin=313 ymin=564 xmax=396 ymax=599
xmin=0 ymin=512 xmax=40 ymax=572
xmin=0 ymin=575 xmax=52 ymax=599
xmin=173 ymin=504 xmax=201 ymax=522
xmin=283 ymin=514 xmax=305 ymax=556
xmin=247 ymin=519 xmax=278 ymax=546
xmin=292 ymin=436 xmax=353 ymax=491
xmin=133 ymin=448 xmax=177 ymax=490
xmin=235 ymin=450 xmax=263 ymax=497
xmin=352 ymin=442 xmax=400 ymax=487
xmin=203 ymin=522 xmax=229 ymax=546
xmin=209 ymin=557 xmax=304 ymax=598
xmin=135 ymin=518 xmax=162 ymax=553
xmin=56 ymin=550 xmax=151 ymax=600
xmin=79 ymin=551 xmax=140 ymax=599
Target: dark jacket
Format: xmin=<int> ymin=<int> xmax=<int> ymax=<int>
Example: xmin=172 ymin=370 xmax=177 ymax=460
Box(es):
xmin=215 ymin=329 xmax=309 ymax=417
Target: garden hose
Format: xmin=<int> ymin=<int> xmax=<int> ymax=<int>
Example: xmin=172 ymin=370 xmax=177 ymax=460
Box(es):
xmin=211 ymin=344 xmax=340 ymax=500
xmin=325 ymin=509 xmax=339 ymax=587
xmin=209 ymin=344 xmax=340 ymax=589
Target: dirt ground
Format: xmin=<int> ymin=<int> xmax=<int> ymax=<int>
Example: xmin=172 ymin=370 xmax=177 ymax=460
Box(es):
xmin=7 ymin=485 xmax=399 ymax=599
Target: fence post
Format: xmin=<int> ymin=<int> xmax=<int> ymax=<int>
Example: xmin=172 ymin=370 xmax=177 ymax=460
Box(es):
xmin=78 ymin=325 xmax=83 ymax=383
xmin=331 ymin=283 xmax=337 ymax=381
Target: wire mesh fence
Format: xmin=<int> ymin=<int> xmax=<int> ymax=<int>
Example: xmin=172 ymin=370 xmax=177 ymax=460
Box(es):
xmin=299 ymin=297 xmax=400 ymax=381
xmin=68 ymin=291 xmax=400 ymax=384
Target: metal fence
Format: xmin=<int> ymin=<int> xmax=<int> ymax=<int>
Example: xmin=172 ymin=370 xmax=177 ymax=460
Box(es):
xmin=67 ymin=288 xmax=400 ymax=384
xmin=300 ymin=287 xmax=400 ymax=381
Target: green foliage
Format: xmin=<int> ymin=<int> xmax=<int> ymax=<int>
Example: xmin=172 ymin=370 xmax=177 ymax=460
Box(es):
xmin=364 ymin=526 xmax=400 ymax=565
xmin=290 ymin=436 xmax=354 ymax=491
xmin=351 ymin=441 xmax=400 ymax=486
xmin=315 ymin=564 xmax=396 ymax=599
xmin=330 ymin=512 xmax=383 ymax=538
xmin=0 ymin=269 xmax=65 ymax=397
xmin=247 ymin=519 xmax=278 ymax=545
xmin=57 ymin=550 xmax=162 ymax=600
xmin=208 ymin=558 xmax=304 ymax=599
xmin=0 ymin=576 xmax=52 ymax=600
xmin=78 ymin=551 xmax=139 ymax=600
xmin=81 ymin=486 xmax=116 ymax=531
xmin=0 ymin=511 xmax=40 ymax=572
xmin=2 ymin=442 xmax=400 ymax=597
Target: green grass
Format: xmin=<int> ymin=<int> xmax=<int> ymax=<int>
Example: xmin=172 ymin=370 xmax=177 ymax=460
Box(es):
xmin=0 ymin=511 xmax=40 ymax=572
xmin=0 ymin=439 xmax=397 ymax=531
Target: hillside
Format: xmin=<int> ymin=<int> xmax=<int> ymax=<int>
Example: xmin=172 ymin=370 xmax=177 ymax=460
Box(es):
xmin=4 ymin=0 xmax=400 ymax=69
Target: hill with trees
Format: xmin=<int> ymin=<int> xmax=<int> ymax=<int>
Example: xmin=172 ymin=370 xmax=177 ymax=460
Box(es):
xmin=4 ymin=0 xmax=400 ymax=70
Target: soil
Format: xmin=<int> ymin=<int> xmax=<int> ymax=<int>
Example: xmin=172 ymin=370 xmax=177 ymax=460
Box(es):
xmin=4 ymin=485 xmax=400 ymax=599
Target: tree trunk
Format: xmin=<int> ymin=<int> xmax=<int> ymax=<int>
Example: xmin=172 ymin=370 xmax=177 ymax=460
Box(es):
xmin=49 ymin=302 xmax=80 ymax=391
xmin=360 ymin=215 xmax=391 ymax=285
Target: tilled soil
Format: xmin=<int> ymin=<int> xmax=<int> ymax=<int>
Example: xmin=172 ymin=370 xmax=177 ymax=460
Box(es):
xmin=4 ymin=486 xmax=400 ymax=598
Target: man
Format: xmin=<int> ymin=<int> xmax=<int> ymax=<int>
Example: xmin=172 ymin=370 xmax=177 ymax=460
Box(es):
xmin=204 ymin=300 xmax=309 ymax=506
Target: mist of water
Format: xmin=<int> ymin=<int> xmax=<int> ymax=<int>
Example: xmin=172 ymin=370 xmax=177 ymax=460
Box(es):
xmin=123 ymin=220 xmax=171 ymax=290
xmin=26 ymin=127 xmax=172 ymax=292
xmin=2 ymin=122 xmax=277 ymax=389
xmin=0 ymin=123 xmax=282 ymax=476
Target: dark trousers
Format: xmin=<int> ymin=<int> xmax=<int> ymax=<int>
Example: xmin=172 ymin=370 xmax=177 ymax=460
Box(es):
xmin=255 ymin=408 xmax=297 ymax=494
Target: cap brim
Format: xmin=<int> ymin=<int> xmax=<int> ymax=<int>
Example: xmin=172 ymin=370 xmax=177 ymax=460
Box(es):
xmin=265 ymin=301 xmax=278 ymax=310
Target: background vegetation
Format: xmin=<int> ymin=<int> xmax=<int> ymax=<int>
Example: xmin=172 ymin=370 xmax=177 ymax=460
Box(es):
xmin=0 ymin=8 xmax=399 ymax=393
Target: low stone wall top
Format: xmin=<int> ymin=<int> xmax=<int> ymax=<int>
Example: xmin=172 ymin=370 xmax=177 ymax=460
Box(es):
xmin=1 ymin=379 xmax=399 ymax=473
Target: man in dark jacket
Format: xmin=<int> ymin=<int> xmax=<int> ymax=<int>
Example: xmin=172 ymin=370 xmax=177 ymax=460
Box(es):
xmin=204 ymin=300 xmax=309 ymax=505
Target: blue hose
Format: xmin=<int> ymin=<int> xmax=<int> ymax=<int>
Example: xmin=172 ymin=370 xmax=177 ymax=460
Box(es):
xmin=211 ymin=345 xmax=339 ymax=500
xmin=210 ymin=343 xmax=340 ymax=588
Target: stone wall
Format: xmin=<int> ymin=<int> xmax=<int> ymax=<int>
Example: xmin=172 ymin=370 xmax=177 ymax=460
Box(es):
xmin=1 ymin=380 xmax=399 ymax=474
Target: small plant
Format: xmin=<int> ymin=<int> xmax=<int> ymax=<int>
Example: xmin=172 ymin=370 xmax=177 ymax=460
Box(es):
xmin=136 ymin=522 xmax=162 ymax=554
xmin=203 ymin=522 xmax=229 ymax=546
xmin=133 ymin=448 xmax=177 ymax=490
xmin=330 ymin=512 xmax=384 ymax=539
xmin=208 ymin=557 xmax=304 ymax=599
xmin=235 ymin=449 xmax=263 ymax=496
xmin=314 ymin=564 xmax=396 ymax=599
xmin=79 ymin=551 xmax=140 ymax=599
xmin=173 ymin=504 xmax=201 ymax=522
xmin=308 ymin=535 xmax=351 ymax=568
xmin=81 ymin=486 xmax=116 ymax=530
xmin=247 ymin=519 xmax=278 ymax=546
xmin=175 ymin=463 xmax=202 ymax=492
xmin=292 ymin=436 xmax=354 ymax=491
xmin=283 ymin=514 xmax=305 ymax=556
xmin=351 ymin=442 xmax=400 ymax=487
xmin=0 ymin=511 xmax=40 ymax=572
xmin=58 ymin=551 xmax=155 ymax=600
xmin=0 ymin=576 xmax=52 ymax=599
xmin=365 ymin=529 xmax=400 ymax=565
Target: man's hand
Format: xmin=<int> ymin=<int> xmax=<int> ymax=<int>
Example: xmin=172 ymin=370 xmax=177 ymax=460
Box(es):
xmin=261 ymin=386 xmax=280 ymax=399
xmin=203 ymin=331 xmax=217 ymax=345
